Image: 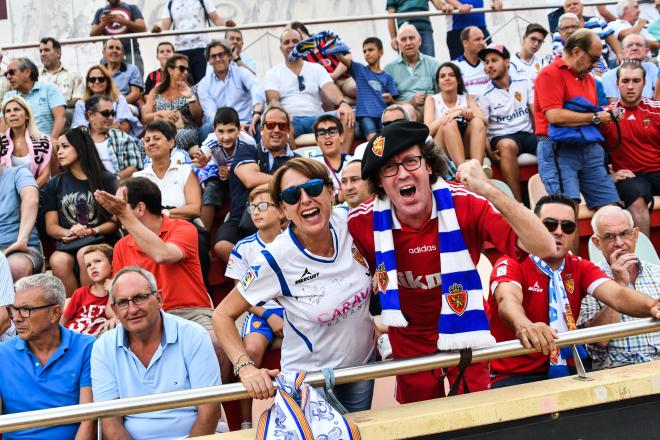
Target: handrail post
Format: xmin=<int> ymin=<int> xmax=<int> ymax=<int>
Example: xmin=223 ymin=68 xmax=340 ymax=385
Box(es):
xmin=571 ymin=345 xmax=592 ymax=381
xmin=97 ymin=417 xmax=102 ymax=440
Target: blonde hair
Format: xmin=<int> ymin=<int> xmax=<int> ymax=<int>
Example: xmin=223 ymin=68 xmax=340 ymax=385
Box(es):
xmin=2 ymin=95 xmax=40 ymax=137
xmin=83 ymin=64 xmax=120 ymax=101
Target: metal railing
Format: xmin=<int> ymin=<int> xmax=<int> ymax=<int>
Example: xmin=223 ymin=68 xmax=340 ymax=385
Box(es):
xmin=0 ymin=317 xmax=658 ymax=433
xmin=1 ymin=2 xmax=617 ymax=51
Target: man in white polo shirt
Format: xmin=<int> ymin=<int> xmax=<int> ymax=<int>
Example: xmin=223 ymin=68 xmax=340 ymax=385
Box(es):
xmin=478 ymin=43 xmax=537 ymax=202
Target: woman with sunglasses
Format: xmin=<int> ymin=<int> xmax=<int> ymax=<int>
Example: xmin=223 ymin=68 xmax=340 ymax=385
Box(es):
xmin=213 ymin=157 xmax=375 ymax=413
xmin=43 ymin=127 xmax=119 ymax=295
xmin=142 ymin=54 xmax=201 ymax=151
xmin=423 ymin=62 xmax=487 ymax=167
xmin=71 ymin=64 xmax=142 ymax=137
xmin=0 ymin=95 xmax=52 ymax=187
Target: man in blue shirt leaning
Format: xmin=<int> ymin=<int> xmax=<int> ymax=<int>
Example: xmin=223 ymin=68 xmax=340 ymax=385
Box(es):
xmin=91 ymin=266 xmax=221 ymax=440
xmin=0 ymin=274 xmax=95 ymax=440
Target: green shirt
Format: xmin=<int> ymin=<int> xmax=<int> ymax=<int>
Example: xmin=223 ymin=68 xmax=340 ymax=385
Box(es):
xmin=384 ymin=53 xmax=440 ymax=101
xmin=387 ymin=0 xmax=433 ymax=31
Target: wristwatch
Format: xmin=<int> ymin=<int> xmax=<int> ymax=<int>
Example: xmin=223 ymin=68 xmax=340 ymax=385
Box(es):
xmin=338 ymin=97 xmax=351 ymax=106
xmin=186 ymin=95 xmax=198 ymax=104
xmin=591 ymin=113 xmax=601 ymax=125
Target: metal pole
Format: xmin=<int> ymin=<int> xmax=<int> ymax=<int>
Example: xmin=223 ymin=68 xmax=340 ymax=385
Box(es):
xmin=0 ymin=318 xmax=657 ymax=433
xmin=0 ymin=2 xmax=619 ymax=51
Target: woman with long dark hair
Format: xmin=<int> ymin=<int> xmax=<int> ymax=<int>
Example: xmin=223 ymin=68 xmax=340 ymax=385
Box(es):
xmin=423 ymin=62 xmax=487 ymax=166
xmin=43 ymin=127 xmax=119 ymax=295
xmin=142 ymin=54 xmax=202 ymax=151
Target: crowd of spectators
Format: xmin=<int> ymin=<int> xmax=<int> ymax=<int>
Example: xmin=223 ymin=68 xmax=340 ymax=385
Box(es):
xmin=0 ymin=0 xmax=659 ymax=438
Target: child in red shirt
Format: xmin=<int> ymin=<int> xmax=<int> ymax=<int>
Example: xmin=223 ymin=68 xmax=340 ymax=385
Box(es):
xmin=61 ymin=244 xmax=117 ymax=336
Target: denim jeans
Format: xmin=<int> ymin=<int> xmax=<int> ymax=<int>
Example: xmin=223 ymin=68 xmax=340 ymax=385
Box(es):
xmin=418 ymin=28 xmax=435 ymax=57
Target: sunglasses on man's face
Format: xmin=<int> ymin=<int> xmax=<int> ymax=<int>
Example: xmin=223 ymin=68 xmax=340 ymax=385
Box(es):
xmin=4 ymin=69 xmax=17 ymax=77
xmin=264 ymin=121 xmax=289 ymax=131
xmin=96 ymin=109 xmax=116 ymax=118
xmin=279 ymin=178 xmax=326 ymax=205
xmin=88 ymin=76 xmax=107 ymax=84
xmin=174 ymin=65 xmax=189 ymax=73
xmin=542 ymin=218 xmax=577 ymax=234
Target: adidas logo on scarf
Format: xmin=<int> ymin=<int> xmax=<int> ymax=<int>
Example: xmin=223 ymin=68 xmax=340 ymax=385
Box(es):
xmin=373 ymin=179 xmax=495 ymax=350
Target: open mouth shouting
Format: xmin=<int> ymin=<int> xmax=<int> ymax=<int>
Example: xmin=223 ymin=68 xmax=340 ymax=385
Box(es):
xmin=400 ymin=184 xmax=417 ymax=199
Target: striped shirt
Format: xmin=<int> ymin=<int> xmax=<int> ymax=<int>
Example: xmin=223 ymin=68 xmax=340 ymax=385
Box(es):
xmin=577 ymin=261 xmax=660 ymax=369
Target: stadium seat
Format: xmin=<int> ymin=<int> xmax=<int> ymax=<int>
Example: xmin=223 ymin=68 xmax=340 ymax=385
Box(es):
xmin=490 ymin=178 xmax=515 ymax=199
xmin=293 ymin=145 xmax=322 ymax=158
xmin=588 ymin=232 xmax=660 ymax=266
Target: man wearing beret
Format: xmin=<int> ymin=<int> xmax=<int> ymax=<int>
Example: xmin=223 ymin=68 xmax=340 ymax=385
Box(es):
xmin=347 ymin=120 xmax=555 ymax=403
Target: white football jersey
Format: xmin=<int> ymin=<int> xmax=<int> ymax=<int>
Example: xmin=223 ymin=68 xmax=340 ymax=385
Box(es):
xmin=226 ymin=232 xmax=282 ymax=310
xmin=454 ymin=56 xmax=490 ymax=97
xmin=479 ymin=77 xmax=534 ymax=140
xmin=237 ymin=208 xmax=375 ymax=372
xmin=509 ymin=53 xmax=545 ymax=85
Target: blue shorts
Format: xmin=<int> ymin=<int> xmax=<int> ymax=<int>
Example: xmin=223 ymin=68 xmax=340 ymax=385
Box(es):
xmin=357 ymin=116 xmax=382 ymax=138
xmin=292 ymin=111 xmax=338 ymax=138
xmin=241 ymin=308 xmax=285 ymax=343
xmin=537 ymin=138 xmax=620 ymax=209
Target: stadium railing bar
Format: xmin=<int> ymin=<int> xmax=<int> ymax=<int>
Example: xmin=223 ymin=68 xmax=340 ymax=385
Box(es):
xmin=0 ymin=318 xmax=657 ymax=434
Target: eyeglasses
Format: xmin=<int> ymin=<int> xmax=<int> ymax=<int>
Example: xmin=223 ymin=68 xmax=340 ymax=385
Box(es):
xmin=542 ymin=218 xmax=577 ymax=234
xmin=96 ymin=109 xmax=116 ymax=118
xmin=209 ymin=52 xmax=229 ymax=60
xmin=379 ymin=155 xmax=423 ymax=177
xmin=558 ymin=25 xmax=578 ymax=32
xmin=315 ymin=127 xmax=340 ymax=138
xmin=582 ymin=48 xmax=601 ymax=63
xmin=174 ymin=65 xmax=189 ymax=73
xmin=529 ymin=36 xmax=545 ymax=44
xmin=6 ymin=303 xmax=57 ymax=319
xmin=4 ymin=69 xmax=16 ymax=77
xmin=264 ymin=121 xmax=289 ymax=131
xmin=247 ymin=201 xmax=274 ymax=214
xmin=112 ymin=291 xmax=156 ymax=310
xmin=297 ymin=75 xmax=305 ymax=92
xmin=88 ymin=76 xmax=107 ymax=84
xmin=598 ymin=229 xmax=634 ymax=242
xmin=279 ymin=178 xmax=326 ymax=205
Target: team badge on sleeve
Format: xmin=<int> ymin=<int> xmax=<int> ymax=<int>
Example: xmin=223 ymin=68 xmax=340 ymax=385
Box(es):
xmin=372 ymin=136 xmax=385 ymax=157
xmin=446 ymin=283 xmax=468 ymax=316
xmin=352 ymin=245 xmax=368 ymax=269
xmin=496 ymin=264 xmax=507 ymax=277
xmin=240 ymin=265 xmax=259 ymax=290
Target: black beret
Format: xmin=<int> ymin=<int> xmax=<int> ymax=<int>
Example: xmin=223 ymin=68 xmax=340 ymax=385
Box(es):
xmin=361 ymin=120 xmax=429 ymax=179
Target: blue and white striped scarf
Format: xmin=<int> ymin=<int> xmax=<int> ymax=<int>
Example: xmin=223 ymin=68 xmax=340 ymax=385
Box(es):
xmin=530 ymin=255 xmax=587 ymax=378
xmin=373 ymin=180 xmax=495 ymax=350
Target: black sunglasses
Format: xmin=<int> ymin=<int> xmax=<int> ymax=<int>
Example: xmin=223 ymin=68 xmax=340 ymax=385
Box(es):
xmin=297 ymin=75 xmax=305 ymax=92
xmin=280 ymin=178 xmax=326 ymax=205
xmin=88 ymin=76 xmax=107 ymax=84
xmin=4 ymin=69 xmax=16 ymax=77
xmin=97 ymin=109 xmax=116 ymax=118
xmin=542 ymin=218 xmax=577 ymax=234
xmin=174 ymin=65 xmax=189 ymax=73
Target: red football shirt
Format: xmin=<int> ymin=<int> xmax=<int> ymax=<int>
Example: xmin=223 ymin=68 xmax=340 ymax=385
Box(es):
xmin=348 ymin=183 xmax=524 ymax=402
xmin=488 ymin=254 xmax=609 ymax=379
xmin=600 ymin=98 xmax=660 ymax=173
xmin=534 ymin=56 xmax=598 ymax=136
xmin=113 ymin=216 xmax=212 ymax=311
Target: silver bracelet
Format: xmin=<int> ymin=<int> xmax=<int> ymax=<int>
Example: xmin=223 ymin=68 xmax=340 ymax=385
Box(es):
xmin=233 ymin=360 xmax=255 ymax=376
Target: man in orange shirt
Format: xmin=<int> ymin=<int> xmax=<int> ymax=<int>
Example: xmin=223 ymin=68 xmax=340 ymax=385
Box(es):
xmin=95 ymin=176 xmax=230 ymax=380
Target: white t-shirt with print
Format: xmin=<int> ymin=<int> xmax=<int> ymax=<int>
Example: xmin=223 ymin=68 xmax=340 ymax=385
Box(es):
xmin=237 ymin=208 xmax=375 ymax=372
xmin=163 ymin=0 xmax=217 ymax=51
xmin=453 ymin=56 xmax=490 ymax=97
xmin=264 ymin=61 xmax=333 ymax=117
xmin=226 ymin=232 xmax=281 ymax=310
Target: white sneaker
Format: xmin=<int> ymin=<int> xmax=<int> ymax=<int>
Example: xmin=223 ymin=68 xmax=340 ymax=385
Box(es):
xmin=240 ymin=421 xmax=253 ymax=430
xmin=482 ymin=157 xmax=493 ymax=179
xmin=377 ymin=334 xmax=393 ymax=360
xmin=216 ymin=421 xmax=229 ymax=433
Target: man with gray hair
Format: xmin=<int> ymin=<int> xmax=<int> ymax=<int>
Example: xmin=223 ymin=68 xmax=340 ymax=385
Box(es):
xmin=600 ymin=33 xmax=658 ymax=102
xmin=578 ymin=206 xmax=660 ymax=370
xmin=91 ymin=266 xmax=221 ymax=439
xmin=609 ymin=0 xmax=659 ymax=50
xmin=0 ymin=274 xmax=94 ymax=440
xmin=385 ymin=23 xmax=440 ymax=121
xmin=2 ymin=57 xmax=66 ymax=148
xmin=547 ymin=12 xmax=609 ymax=75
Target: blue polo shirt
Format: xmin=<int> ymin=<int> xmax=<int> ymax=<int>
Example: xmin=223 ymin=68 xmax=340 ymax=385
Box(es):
xmin=106 ymin=62 xmax=144 ymax=96
xmin=91 ymin=312 xmax=220 ymax=440
xmin=0 ymin=325 xmax=94 ymax=440
xmin=2 ymin=82 xmax=65 ymax=135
